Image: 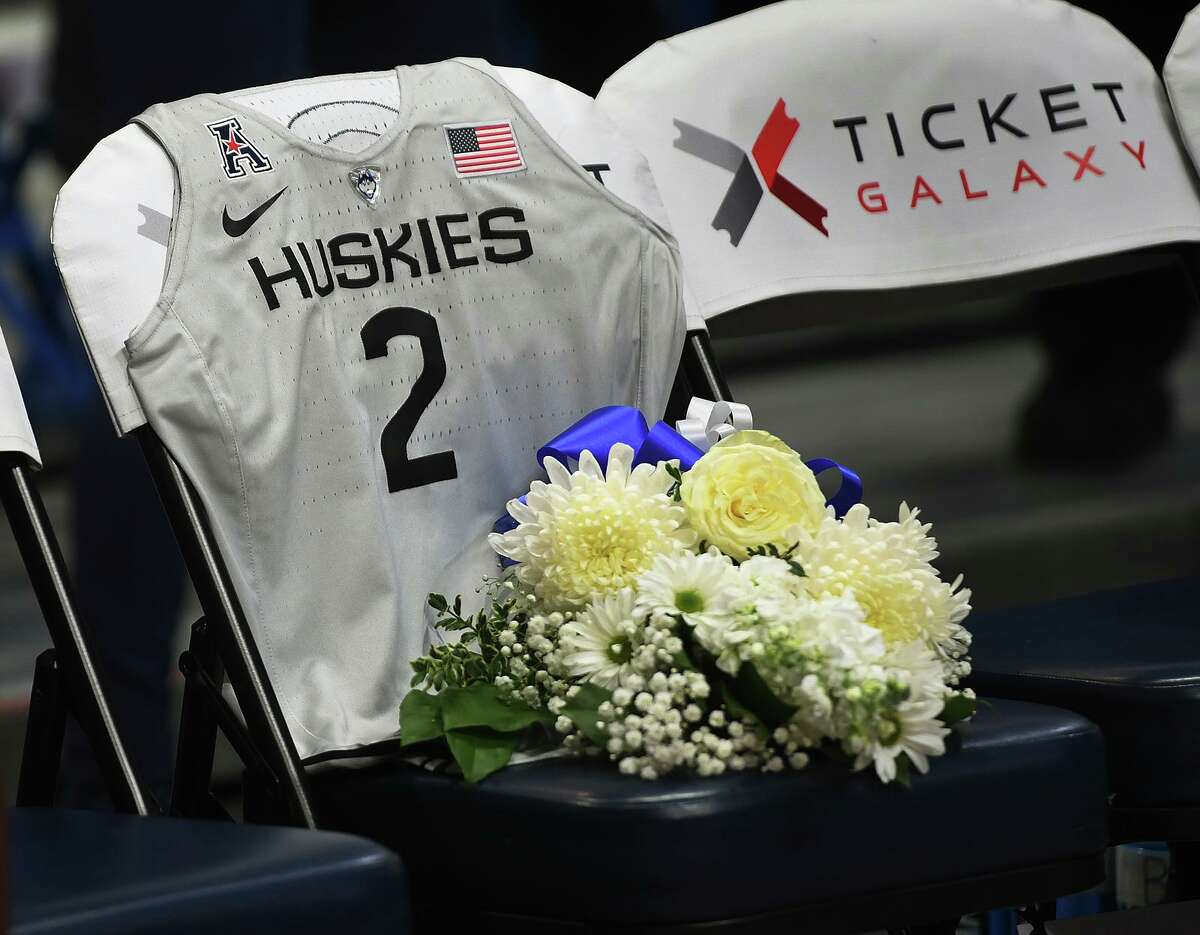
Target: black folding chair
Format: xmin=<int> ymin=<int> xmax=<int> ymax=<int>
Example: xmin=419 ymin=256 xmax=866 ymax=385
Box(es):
xmin=118 ymin=332 xmax=1106 ymax=935
xmin=0 ymin=328 xmax=411 ymax=935
xmin=51 ymin=54 xmax=1108 ymax=935
xmin=0 ymin=366 xmax=150 ymax=816
xmin=597 ymin=0 xmax=1200 ymax=904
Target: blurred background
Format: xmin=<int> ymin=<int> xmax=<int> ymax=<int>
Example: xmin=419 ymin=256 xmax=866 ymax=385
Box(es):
xmin=0 ymin=0 xmax=1197 ymax=822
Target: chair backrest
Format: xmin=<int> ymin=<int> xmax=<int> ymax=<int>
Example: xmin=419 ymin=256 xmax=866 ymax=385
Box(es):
xmin=52 ymin=65 xmax=702 ymax=437
xmin=1165 ymin=5 xmax=1200 ymax=172
xmin=0 ymin=327 xmax=152 ymax=815
xmin=52 ymin=64 xmax=698 ymax=820
xmin=596 ymin=0 xmax=1200 ymax=325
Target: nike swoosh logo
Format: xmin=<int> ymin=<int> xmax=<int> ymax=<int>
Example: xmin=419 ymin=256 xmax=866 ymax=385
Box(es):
xmin=222 ymin=186 xmax=288 ymax=237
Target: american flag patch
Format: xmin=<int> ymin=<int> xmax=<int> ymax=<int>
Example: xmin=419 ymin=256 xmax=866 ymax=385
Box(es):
xmin=444 ymin=120 xmax=526 ymax=178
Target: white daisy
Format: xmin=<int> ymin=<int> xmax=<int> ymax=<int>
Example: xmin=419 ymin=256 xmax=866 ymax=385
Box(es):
xmin=560 ymin=588 xmax=643 ymax=689
xmin=851 ymin=644 xmax=952 ymax=783
xmin=488 ymin=444 xmax=695 ymax=611
xmin=635 ymin=550 xmax=737 ymax=627
xmin=884 ymin=639 xmax=953 ymax=702
xmin=856 ymin=690 xmax=950 ymax=783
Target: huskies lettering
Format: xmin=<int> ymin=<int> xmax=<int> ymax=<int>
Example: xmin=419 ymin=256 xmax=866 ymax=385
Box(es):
xmin=249 ymin=207 xmax=534 ymax=310
xmin=834 ymin=82 xmax=1127 ymax=162
xmin=328 ymin=233 xmax=379 ymax=288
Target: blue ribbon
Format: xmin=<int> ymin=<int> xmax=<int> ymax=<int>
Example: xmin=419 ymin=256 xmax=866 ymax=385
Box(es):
xmin=494 ymin=406 xmax=863 ymax=545
xmin=804 ymin=457 xmax=864 ymax=519
xmin=536 ymin=406 xmax=705 ymax=472
xmin=494 ymin=407 xmax=702 ymax=541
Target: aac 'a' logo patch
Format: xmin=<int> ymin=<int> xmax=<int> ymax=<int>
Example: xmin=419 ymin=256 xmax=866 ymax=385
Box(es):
xmin=206 ymin=117 xmax=273 ymax=180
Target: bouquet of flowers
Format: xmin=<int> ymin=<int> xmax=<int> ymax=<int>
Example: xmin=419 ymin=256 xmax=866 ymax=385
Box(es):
xmin=400 ymin=401 xmax=975 ymax=784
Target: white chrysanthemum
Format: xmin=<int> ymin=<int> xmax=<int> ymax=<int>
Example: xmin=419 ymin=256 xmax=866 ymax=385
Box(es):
xmin=635 ymin=550 xmax=737 ymax=627
xmin=560 ymin=588 xmax=642 ymax=688
xmin=797 ymin=502 xmax=972 ymax=664
xmin=856 ymin=692 xmax=950 ymax=783
xmin=488 ymin=444 xmax=695 ymax=610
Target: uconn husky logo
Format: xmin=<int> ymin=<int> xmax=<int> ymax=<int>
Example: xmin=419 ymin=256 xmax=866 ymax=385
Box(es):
xmin=206 ymin=117 xmax=273 ymax=179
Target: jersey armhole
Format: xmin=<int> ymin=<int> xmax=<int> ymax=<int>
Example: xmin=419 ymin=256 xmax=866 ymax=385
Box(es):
xmin=125 ymin=115 xmax=193 ymax=353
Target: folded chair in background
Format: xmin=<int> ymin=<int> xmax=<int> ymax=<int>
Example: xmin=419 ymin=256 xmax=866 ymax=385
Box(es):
xmin=597 ymin=0 xmax=1200 ymax=893
xmin=0 ymin=336 xmax=149 ymax=817
xmin=51 ymin=58 xmax=1107 ymax=934
xmin=0 ymin=328 xmax=409 ymax=933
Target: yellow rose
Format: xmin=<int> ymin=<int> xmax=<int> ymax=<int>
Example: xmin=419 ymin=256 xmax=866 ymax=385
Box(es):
xmin=680 ymin=430 xmax=826 ymax=560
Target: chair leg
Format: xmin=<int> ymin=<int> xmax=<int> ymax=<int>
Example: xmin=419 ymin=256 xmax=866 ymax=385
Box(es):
xmin=16 ymin=649 xmax=67 ymax=807
xmin=170 ymin=619 xmax=222 ymax=817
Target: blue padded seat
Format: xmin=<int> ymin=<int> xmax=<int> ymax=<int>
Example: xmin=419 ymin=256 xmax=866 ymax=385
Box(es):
xmin=310 ymin=698 xmax=1106 ymax=929
xmin=969 ymin=577 xmax=1200 ymax=815
xmin=8 ymin=808 xmax=409 ymax=935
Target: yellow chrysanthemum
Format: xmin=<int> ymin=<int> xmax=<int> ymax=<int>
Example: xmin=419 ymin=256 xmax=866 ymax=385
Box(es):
xmin=489 ymin=444 xmax=695 ymax=611
xmin=798 ymin=502 xmax=971 ymax=659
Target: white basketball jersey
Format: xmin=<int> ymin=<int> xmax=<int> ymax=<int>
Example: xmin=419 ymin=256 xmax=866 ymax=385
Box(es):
xmin=127 ymin=60 xmax=685 ymax=758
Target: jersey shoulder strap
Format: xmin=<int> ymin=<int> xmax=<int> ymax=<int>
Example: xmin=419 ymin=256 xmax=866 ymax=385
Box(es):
xmin=134 ymin=95 xmax=281 ymax=191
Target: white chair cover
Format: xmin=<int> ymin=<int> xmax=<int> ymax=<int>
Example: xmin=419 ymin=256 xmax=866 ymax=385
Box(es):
xmin=0 ymin=328 xmax=41 ymax=467
xmin=598 ymin=0 xmax=1200 ymax=321
xmin=1165 ymin=5 xmax=1200 ymax=175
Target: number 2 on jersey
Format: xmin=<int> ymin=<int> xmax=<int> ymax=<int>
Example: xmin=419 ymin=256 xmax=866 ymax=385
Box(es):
xmin=360 ymin=307 xmax=458 ymax=492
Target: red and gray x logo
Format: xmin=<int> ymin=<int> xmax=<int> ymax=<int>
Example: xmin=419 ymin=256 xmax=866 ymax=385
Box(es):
xmin=673 ymin=99 xmax=829 ymax=246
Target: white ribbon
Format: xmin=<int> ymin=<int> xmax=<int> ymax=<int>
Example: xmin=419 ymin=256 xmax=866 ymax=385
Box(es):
xmin=674 ymin=396 xmax=754 ymax=452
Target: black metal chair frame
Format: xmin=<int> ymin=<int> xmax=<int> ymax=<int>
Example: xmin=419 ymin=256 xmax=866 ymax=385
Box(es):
xmin=125 ymin=331 xmax=1100 ymax=934
xmin=1 ymin=453 xmax=154 ymax=816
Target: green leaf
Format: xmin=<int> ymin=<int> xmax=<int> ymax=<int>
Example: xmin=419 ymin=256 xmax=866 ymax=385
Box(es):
xmin=399 ymin=690 xmax=445 ymax=746
xmin=893 ymin=752 xmax=912 ymax=788
xmin=440 ymin=683 xmax=552 ymax=733
xmin=677 ymin=619 xmax=721 ymax=678
xmin=560 ymin=683 xmax=613 ymax=746
xmin=718 ymin=683 xmax=757 ymax=724
xmin=669 ymin=622 xmax=698 ymax=672
xmin=939 ymin=693 xmax=977 ymax=726
xmin=446 ymin=727 xmax=521 ymax=783
xmin=728 ymin=662 xmax=797 ymax=730
xmin=665 ymin=462 xmax=684 ymax=501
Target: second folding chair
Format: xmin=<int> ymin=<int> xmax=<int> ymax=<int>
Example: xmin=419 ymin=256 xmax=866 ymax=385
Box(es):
xmin=0 ymin=326 xmax=410 ymax=934
xmin=598 ymin=0 xmax=1200 ymax=894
